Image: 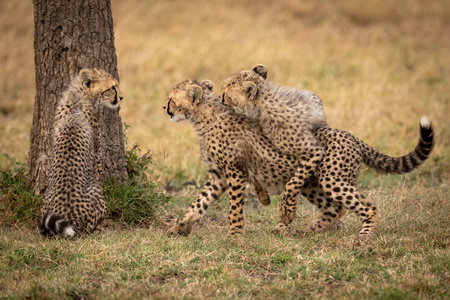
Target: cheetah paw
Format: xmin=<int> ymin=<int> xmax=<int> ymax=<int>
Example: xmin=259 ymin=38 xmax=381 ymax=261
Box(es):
xmin=333 ymin=220 xmax=347 ymax=231
xmin=294 ymin=230 xmax=309 ymax=238
xmin=271 ymin=223 xmax=291 ymax=235
xmin=228 ymin=230 xmax=244 ymax=237
xmin=168 ymin=222 xmax=192 ymax=237
xmin=353 ymin=232 xmax=376 ymax=247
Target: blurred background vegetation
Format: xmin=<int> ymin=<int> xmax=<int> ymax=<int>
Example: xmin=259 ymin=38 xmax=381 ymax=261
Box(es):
xmin=0 ymin=0 xmax=448 ymax=187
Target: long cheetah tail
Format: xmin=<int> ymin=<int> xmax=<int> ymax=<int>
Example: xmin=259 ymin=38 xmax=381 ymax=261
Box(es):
xmin=39 ymin=212 xmax=75 ymax=238
xmin=358 ymin=117 xmax=435 ymax=174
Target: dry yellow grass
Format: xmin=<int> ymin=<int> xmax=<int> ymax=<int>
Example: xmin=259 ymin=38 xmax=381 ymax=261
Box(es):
xmin=1 ymin=0 xmax=448 ymax=185
xmin=116 ymin=0 xmax=449 ymax=183
xmin=0 ymin=1 xmax=34 ymax=167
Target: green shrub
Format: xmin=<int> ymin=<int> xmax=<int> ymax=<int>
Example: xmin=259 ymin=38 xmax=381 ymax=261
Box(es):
xmin=0 ymin=162 xmax=42 ymax=226
xmin=104 ymin=141 xmax=170 ymax=225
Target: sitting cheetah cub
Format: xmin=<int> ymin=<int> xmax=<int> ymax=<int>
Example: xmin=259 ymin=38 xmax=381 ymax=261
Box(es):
xmin=39 ymin=68 xmax=123 ymax=238
xmin=221 ymin=65 xmax=435 ymax=239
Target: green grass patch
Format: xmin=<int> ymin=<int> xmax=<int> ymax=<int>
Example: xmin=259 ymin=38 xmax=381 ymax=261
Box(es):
xmin=0 ymin=162 xmax=41 ymax=226
xmin=103 ymin=177 xmax=169 ymax=226
xmin=0 ymin=178 xmax=449 ymax=299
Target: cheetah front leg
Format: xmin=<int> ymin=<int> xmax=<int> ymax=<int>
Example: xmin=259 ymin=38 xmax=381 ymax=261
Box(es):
xmin=169 ymin=170 xmax=227 ymax=236
xmin=274 ymin=144 xmax=325 ymax=234
xmin=225 ymin=167 xmax=248 ymax=236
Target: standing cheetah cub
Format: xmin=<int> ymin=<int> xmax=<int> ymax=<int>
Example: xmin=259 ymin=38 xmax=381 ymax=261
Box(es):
xmin=39 ymin=68 xmax=123 ymax=238
xmin=164 ymin=79 xmax=307 ymax=236
xmin=221 ymin=64 xmax=328 ymax=232
xmin=221 ymin=65 xmax=435 ymax=239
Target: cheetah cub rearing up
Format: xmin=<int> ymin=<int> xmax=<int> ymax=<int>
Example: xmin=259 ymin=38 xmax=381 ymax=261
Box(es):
xmin=221 ymin=64 xmax=328 ymax=233
xmin=39 ymin=68 xmax=123 ymax=238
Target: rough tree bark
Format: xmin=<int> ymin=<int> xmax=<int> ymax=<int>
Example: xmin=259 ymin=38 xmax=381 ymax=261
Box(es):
xmin=28 ymin=0 xmax=128 ymax=195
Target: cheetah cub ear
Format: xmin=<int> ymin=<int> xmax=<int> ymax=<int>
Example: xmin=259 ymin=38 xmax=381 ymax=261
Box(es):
xmin=251 ymin=64 xmax=268 ymax=80
xmin=189 ymin=84 xmax=203 ymax=104
xmin=201 ymin=79 xmax=214 ymax=91
xmin=242 ymin=81 xmax=258 ymax=101
xmin=80 ymin=68 xmax=95 ymax=89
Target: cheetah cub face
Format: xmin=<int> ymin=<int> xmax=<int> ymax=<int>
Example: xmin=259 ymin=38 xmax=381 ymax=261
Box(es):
xmin=163 ymin=80 xmax=204 ymax=122
xmin=80 ymin=68 xmax=123 ymax=109
xmin=220 ymin=65 xmax=267 ymax=117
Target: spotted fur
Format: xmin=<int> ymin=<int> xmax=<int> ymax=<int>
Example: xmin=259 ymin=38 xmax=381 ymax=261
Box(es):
xmin=221 ymin=64 xmax=329 ymax=232
xmin=164 ymin=79 xmax=327 ymax=236
xmin=220 ymin=65 xmax=435 ymax=239
xmin=304 ymin=120 xmax=435 ymax=238
xmin=39 ymin=68 xmax=123 ymax=238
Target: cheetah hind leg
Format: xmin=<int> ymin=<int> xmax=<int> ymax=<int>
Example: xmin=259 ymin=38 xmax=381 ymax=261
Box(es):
xmin=83 ymin=184 xmax=107 ymax=235
xmin=273 ymin=145 xmax=325 ymax=235
xmin=308 ymin=203 xmax=347 ymax=235
xmin=298 ymin=178 xmax=347 ymax=237
xmin=321 ymin=181 xmax=379 ymax=242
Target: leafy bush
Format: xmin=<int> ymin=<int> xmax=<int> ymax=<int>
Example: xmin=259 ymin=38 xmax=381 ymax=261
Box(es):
xmin=104 ymin=141 xmax=170 ymax=225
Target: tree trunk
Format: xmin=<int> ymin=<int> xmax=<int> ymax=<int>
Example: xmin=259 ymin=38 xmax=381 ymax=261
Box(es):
xmin=28 ymin=0 xmax=128 ymax=195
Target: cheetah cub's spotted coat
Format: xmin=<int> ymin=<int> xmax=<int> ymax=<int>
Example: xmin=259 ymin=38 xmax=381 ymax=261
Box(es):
xmin=164 ymin=79 xmax=319 ymax=236
xmin=39 ymin=68 xmax=123 ymax=238
xmin=221 ymin=64 xmax=328 ymax=230
xmin=221 ymin=64 xmax=435 ymax=239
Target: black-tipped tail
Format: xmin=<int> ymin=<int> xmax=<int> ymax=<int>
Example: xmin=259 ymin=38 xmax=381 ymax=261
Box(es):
xmin=39 ymin=212 xmax=75 ymax=238
xmin=359 ymin=117 xmax=435 ymax=174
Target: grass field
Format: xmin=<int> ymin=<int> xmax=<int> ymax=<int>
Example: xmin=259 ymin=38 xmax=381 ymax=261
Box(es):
xmin=0 ymin=0 xmax=449 ymax=298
